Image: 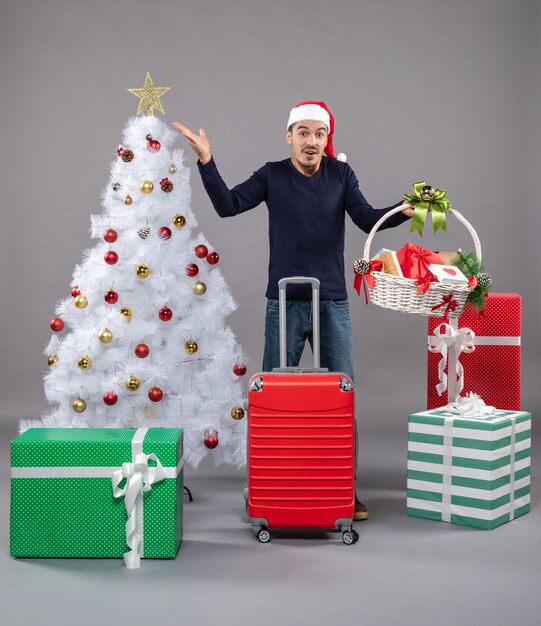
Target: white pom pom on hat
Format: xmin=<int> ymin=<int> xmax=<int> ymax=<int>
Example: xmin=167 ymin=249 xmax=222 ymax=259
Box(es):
xmin=287 ymin=100 xmax=347 ymax=162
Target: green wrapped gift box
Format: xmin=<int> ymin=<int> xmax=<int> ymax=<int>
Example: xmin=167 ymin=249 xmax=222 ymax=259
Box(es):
xmin=407 ymin=408 xmax=531 ymax=530
xmin=11 ymin=427 xmax=183 ymax=565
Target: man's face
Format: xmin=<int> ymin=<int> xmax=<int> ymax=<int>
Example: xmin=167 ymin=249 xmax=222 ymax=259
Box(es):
xmin=286 ymin=120 xmax=329 ymax=175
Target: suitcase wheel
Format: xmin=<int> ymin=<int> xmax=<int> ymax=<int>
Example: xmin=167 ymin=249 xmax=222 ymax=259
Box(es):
xmin=257 ymin=528 xmax=271 ymax=544
xmin=342 ymin=529 xmax=359 ymax=545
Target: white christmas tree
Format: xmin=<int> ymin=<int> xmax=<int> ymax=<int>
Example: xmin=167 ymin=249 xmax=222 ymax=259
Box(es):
xmin=29 ymin=76 xmax=248 ymax=468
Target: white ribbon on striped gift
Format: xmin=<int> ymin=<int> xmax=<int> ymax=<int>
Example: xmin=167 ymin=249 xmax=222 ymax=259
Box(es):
xmin=440 ymin=413 xmax=517 ymax=524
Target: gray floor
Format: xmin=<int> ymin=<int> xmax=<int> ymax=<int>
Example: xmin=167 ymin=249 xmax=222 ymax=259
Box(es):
xmin=1 ymin=421 xmax=539 ymax=626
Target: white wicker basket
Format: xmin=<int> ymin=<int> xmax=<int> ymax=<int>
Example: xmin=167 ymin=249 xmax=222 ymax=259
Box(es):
xmin=358 ymin=206 xmax=481 ymax=318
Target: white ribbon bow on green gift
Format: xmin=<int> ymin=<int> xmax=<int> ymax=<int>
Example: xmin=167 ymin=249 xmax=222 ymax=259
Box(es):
xmin=112 ymin=452 xmax=166 ymax=569
xmin=446 ymin=392 xmax=496 ymax=418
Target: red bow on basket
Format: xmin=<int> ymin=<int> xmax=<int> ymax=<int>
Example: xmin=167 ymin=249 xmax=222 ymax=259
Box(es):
xmin=431 ymin=293 xmax=459 ymax=322
xmin=353 ymin=259 xmax=383 ymax=304
xmin=415 ymin=271 xmax=438 ymax=295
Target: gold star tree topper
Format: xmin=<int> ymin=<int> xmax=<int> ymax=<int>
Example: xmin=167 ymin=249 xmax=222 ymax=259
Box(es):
xmin=128 ymin=72 xmax=171 ymax=116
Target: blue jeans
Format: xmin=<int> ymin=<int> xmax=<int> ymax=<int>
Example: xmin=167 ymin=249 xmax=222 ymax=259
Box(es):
xmin=262 ymin=299 xmax=354 ymax=381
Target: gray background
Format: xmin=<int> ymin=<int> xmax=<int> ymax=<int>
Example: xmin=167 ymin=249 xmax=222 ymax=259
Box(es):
xmin=0 ymin=1 xmax=539 ymax=625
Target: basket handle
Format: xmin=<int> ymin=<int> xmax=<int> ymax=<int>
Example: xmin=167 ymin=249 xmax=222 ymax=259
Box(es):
xmin=362 ymin=206 xmax=482 ymax=262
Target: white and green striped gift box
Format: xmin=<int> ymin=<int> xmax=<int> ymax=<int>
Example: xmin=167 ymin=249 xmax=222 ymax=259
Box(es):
xmin=407 ymin=409 xmax=531 ymax=529
xmin=11 ymin=427 xmax=183 ymax=563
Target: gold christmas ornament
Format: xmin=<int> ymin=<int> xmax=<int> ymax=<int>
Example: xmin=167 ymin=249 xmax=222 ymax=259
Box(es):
xmin=140 ymin=180 xmax=154 ymax=194
xmin=136 ymin=263 xmax=150 ymax=279
xmin=127 ymin=72 xmax=171 ymax=116
xmin=126 ymin=375 xmax=141 ymax=391
xmin=230 ymin=407 xmax=245 ymax=421
xmin=98 ymin=328 xmax=113 ymax=343
xmin=78 ymin=355 xmax=92 ymax=370
xmin=193 ymin=280 xmax=207 ymax=295
xmin=48 ymin=354 xmax=59 ymax=367
xmin=169 ymin=163 xmax=177 ymax=174
xmin=172 ymin=214 xmax=186 ymax=228
xmin=72 ymin=398 xmax=87 ymax=413
xmin=421 ymin=185 xmax=435 ymax=201
xmin=184 ymin=340 xmax=198 ymax=355
xmin=74 ymin=295 xmax=88 ymax=309
xmin=124 ymin=194 xmax=133 ymax=205
xmin=120 ymin=307 xmax=133 ymax=321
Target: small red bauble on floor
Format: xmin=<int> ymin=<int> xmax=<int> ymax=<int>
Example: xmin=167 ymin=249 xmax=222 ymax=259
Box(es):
xmin=204 ymin=427 xmax=219 ymax=449
xmin=206 ymin=251 xmax=219 ymax=265
xmin=159 ymin=306 xmax=173 ymax=321
xmin=71 ymin=285 xmax=81 ymax=297
xmin=233 ymin=363 xmax=247 ymax=376
xmin=103 ymin=392 xmax=118 ymax=406
xmin=104 ymin=289 xmax=119 ymax=304
xmin=185 ymin=263 xmax=199 ymax=277
xmin=135 ymin=343 xmax=150 ymax=358
xmin=148 ymin=386 xmax=163 ymax=402
xmin=158 ymin=226 xmax=172 ymax=240
xmin=50 ymin=317 xmax=64 ymax=332
xmin=194 ymin=244 xmax=208 ymax=258
xmin=104 ymin=250 xmax=119 ymax=265
xmin=103 ymin=228 xmax=118 ymax=243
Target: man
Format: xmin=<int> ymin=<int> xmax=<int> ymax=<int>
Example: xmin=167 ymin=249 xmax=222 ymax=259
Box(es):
xmin=173 ymin=101 xmax=414 ymax=521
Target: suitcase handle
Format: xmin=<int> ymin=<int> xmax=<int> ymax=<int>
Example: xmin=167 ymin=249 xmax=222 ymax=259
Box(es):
xmin=277 ymin=277 xmax=321 ymax=369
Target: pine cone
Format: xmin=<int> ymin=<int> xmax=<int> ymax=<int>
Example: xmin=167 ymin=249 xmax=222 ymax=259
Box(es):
xmin=476 ymin=272 xmax=492 ymax=290
xmin=160 ymin=178 xmax=174 ymax=193
xmin=121 ymin=149 xmax=134 ymax=163
xmin=353 ymin=259 xmax=369 ymax=275
xmin=137 ymin=225 xmax=151 ymax=239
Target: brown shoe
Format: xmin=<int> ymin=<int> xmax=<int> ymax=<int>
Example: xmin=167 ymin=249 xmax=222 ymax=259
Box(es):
xmin=353 ymin=498 xmax=369 ymax=521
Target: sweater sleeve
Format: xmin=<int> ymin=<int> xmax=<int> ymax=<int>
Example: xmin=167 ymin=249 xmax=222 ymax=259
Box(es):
xmin=197 ymin=157 xmax=268 ymax=217
xmin=343 ymin=165 xmax=410 ymax=233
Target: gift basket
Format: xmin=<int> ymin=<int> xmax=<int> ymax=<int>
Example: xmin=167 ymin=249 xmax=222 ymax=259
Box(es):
xmin=353 ymin=183 xmax=490 ymax=319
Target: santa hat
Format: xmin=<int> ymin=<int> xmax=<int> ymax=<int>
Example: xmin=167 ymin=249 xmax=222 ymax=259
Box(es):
xmin=287 ymin=100 xmax=347 ymax=162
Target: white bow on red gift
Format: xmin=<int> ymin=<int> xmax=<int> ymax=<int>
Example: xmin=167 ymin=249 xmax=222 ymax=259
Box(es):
xmin=427 ymin=320 xmax=476 ymax=400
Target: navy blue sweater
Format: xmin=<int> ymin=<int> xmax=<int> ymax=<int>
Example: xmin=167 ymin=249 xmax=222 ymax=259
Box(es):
xmin=198 ymin=156 xmax=408 ymax=299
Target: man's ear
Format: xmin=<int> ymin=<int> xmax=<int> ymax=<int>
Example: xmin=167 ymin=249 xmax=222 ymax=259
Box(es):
xmin=286 ymin=130 xmax=292 ymax=146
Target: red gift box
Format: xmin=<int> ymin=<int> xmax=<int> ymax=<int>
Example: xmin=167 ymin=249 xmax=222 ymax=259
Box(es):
xmin=396 ymin=243 xmax=442 ymax=279
xmin=427 ymin=293 xmax=521 ymax=410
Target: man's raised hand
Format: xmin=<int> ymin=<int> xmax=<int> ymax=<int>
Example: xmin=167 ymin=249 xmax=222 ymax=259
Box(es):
xmin=172 ymin=122 xmax=212 ymax=165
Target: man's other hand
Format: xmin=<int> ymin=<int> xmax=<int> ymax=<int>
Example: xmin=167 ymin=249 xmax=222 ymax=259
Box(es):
xmin=400 ymin=201 xmax=415 ymax=218
xmin=172 ymin=122 xmax=212 ymax=165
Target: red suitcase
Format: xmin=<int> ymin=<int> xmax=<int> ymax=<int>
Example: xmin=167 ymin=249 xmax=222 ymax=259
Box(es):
xmin=247 ymin=277 xmax=357 ymax=544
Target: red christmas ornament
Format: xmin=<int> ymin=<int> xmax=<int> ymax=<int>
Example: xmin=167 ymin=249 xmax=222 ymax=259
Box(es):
xmin=185 ymin=263 xmax=199 ymax=277
xmin=148 ymin=386 xmax=163 ymax=402
xmin=194 ymin=244 xmax=208 ymax=259
xmin=50 ymin=317 xmax=64 ymax=332
xmin=233 ymin=363 xmax=247 ymax=376
xmin=103 ymin=392 xmax=118 ymax=406
xmin=71 ymin=285 xmax=81 ymax=298
xmin=104 ymin=250 xmax=119 ymax=265
xmin=104 ymin=289 xmax=119 ymax=304
xmin=158 ymin=226 xmax=172 ymax=240
xmin=159 ymin=307 xmax=173 ymax=321
xmin=206 ymin=251 xmax=219 ymax=265
xmin=103 ymin=228 xmax=118 ymax=243
xmin=147 ymin=139 xmax=161 ymax=153
xmin=204 ymin=427 xmax=219 ymax=449
xmin=135 ymin=343 xmax=150 ymax=358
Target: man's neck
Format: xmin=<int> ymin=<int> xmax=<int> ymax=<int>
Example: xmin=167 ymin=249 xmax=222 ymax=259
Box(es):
xmin=290 ymin=157 xmax=321 ymax=177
